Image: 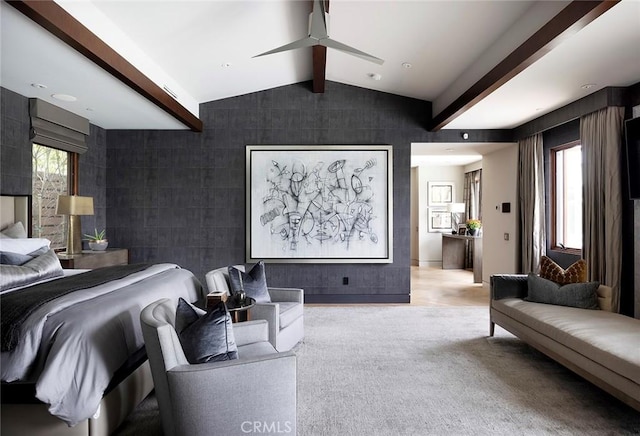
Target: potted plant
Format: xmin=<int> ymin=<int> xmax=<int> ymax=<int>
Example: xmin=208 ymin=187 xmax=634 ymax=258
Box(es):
xmin=84 ymin=228 xmax=109 ymax=251
xmin=466 ymin=219 xmax=482 ymax=236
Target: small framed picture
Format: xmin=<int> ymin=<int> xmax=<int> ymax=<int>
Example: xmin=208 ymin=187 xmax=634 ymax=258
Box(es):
xmin=457 ymin=225 xmax=467 ymax=236
xmin=427 ymin=181 xmax=454 ymax=207
xmin=428 ymin=208 xmax=451 ymax=233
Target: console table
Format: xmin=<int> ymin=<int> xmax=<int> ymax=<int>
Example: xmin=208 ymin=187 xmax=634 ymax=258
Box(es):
xmin=441 ymin=234 xmax=482 ymax=283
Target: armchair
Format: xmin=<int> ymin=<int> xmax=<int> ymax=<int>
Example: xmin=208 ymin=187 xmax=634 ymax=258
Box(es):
xmin=140 ymin=298 xmax=297 ymax=436
xmin=206 ymin=266 xmax=304 ymax=352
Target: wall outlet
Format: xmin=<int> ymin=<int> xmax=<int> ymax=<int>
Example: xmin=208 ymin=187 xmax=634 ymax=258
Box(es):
xmin=504 ymin=233 xmax=510 ymax=241
xmin=343 ymin=277 xmax=349 ymax=285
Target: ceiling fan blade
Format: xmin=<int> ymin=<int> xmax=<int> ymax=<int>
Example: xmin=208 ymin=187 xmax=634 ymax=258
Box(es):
xmin=320 ymin=38 xmax=384 ymax=65
xmin=309 ymin=0 xmax=329 ymax=39
xmin=253 ymin=37 xmax=317 ymax=58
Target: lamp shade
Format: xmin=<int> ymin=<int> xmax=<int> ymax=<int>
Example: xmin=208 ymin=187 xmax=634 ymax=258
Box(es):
xmin=447 ymin=202 xmax=465 ymax=213
xmin=56 ymin=195 xmax=94 ymax=216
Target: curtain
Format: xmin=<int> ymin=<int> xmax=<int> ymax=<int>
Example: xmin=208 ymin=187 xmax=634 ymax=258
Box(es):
xmin=580 ymin=107 xmax=625 ymax=313
xmin=463 ymin=169 xmax=482 ymax=268
xmin=518 ymin=133 xmax=545 ymax=274
xmin=463 ymin=169 xmax=482 ymax=221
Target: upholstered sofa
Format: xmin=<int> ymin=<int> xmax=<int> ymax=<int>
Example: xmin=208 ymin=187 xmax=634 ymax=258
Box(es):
xmin=206 ymin=266 xmax=304 ymax=352
xmin=490 ymin=274 xmax=640 ymax=411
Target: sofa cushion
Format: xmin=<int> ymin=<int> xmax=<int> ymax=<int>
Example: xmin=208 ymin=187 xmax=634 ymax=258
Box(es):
xmin=279 ymin=302 xmax=303 ymax=329
xmin=492 ymin=298 xmax=640 ymax=385
xmin=525 ymin=274 xmax=599 ymax=310
xmin=540 ymin=256 xmax=587 ymax=285
xmin=175 ymin=298 xmax=238 ymax=364
xmin=228 ymin=261 xmax=271 ymax=303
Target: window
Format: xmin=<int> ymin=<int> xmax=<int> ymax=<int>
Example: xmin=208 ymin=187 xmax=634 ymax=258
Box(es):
xmin=32 ymin=144 xmax=70 ymax=249
xmin=550 ymin=141 xmax=582 ymax=252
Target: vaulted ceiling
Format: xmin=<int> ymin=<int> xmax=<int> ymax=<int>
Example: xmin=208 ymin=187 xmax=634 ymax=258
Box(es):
xmin=1 ymin=0 xmax=639 ymax=132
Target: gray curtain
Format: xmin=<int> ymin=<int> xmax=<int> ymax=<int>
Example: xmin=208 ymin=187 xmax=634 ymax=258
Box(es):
xmin=518 ymin=133 xmax=545 ymax=274
xmin=463 ymin=169 xmax=482 ymax=268
xmin=580 ymin=106 xmax=625 ymax=313
xmin=463 ymin=169 xmax=482 ymax=221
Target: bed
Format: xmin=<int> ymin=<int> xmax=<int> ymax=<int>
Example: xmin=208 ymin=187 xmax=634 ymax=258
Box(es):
xmin=0 ymin=195 xmax=206 ymax=436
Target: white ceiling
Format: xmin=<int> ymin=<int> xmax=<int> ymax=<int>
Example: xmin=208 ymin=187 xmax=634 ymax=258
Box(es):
xmin=1 ymin=0 xmax=639 ymax=135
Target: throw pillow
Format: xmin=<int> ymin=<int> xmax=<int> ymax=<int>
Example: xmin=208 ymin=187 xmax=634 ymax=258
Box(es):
xmin=525 ymin=274 xmax=600 ymax=309
xmin=539 ymin=256 xmax=587 ymax=285
xmin=0 ymin=251 xmax=33 ymax=266
xmin=1 ymin=222 xmax=28 ymax=239
xmin=228 ymin=261 xmax=271 ymax=303
xmin=174 ymin=298 xmax=238 ymax=364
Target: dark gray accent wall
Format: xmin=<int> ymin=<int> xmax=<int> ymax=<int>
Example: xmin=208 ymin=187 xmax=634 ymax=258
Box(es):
xmin=107 ymin=82 xmax=432 ymax=302
xmin=79 ymin=124 xmax=108 ymax=242
xmin=1 ymin=88 xmax=31 ymax=195
xmin=107 ymin=81 xmax=515 ymax=303
xmin=0 ymin=87 xmax=107 ymax=241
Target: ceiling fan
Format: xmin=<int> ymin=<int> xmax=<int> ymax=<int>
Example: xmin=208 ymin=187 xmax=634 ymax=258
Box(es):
xmin=254 ymin=0 xmax=384 ymax=65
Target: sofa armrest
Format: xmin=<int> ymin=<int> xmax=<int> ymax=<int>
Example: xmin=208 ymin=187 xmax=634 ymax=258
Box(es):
xmin=490 ymin=274 xmax=528 ymax=300
xmin=167 ymin=352 xmax=296 ymax=435
xmin=251 ymin=304 xmax=279 ymax=348
xmin=233 ymin=319 xmax=269 ymax=346
xmin=268 ymin=287 xmax=304 ymax=304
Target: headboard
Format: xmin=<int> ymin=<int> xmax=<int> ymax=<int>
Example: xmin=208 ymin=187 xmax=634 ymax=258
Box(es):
xmin=0 ymin=195 xmax=32 ymax=236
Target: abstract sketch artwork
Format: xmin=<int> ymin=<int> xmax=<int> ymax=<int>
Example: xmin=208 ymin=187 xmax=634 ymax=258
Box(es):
xmin=247 ymin=146 xmax=392 ymax=263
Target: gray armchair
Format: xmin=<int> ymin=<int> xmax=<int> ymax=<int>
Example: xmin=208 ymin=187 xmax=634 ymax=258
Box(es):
xmin=206 ymin=266 xmax=304 ymax=352
xmin=140 ymin=298 xmax=297 ymax=436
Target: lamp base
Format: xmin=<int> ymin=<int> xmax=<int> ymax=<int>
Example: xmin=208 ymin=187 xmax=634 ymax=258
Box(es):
xmin=66 ymin=215 xmax=83 ymax=255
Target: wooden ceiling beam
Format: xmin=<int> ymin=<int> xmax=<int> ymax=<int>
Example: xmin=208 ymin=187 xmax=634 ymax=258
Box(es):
xmin=428 ymin=0 xmax=619 ymax=131
xmin=7 ymin=0 xmax=203 ymax=132
xmin=312 ymin=0 xmax=329 ymax=93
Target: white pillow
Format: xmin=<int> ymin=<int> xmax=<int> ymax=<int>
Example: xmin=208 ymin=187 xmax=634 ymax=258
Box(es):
xmin=0 ymin=238 xmax=51 ymax=255
xmin=1 ymin=222 xmax=27 ymax=238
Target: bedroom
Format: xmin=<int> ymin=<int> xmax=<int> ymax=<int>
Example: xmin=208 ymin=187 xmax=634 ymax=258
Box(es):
xmin=1 ymin=0 xmax=640 ymax=435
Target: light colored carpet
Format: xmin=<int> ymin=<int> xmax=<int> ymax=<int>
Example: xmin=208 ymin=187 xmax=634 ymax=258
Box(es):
xmin=115 ymin=306 xmax=640 ymax=435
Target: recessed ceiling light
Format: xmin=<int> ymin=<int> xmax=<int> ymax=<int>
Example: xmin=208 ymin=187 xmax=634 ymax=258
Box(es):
xmin=402 ymin=62 xmax=412 ymax=69
xmin=51 ymin=94 xmax=77 ymax=102
xmin=31 ymin=83 xmax=47 ymax=89
xmin=368 ymin=73 xmax=382 ymax=81
xmin=581 ymin=83 xmax=597 ymax=89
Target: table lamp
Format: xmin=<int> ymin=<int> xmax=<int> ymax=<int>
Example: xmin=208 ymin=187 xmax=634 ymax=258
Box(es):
xmin=56 ymin=195 xmax=94 ymax=254
xmin=447 ymin=202 xmax=466 ymax=233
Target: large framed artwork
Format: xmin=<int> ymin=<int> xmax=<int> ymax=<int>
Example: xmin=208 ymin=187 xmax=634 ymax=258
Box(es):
xmin=246 ymin=145 xmax=393 ymax=263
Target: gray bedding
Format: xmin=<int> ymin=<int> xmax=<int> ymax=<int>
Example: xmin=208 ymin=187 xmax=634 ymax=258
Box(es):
xmin=1 ymin=263 xmax=204 ymax=426
xmin=0 ymin=248 xmax=63 ymax=292
xmin=1 ymin=263 xmax=150 ymax=352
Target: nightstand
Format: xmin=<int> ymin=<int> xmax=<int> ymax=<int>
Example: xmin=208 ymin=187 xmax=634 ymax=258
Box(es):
xmin=57 ymin=248 xmax=129 ymax=269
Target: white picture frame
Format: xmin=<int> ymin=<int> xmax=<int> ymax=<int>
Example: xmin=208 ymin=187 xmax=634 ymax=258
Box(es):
xmin=428 ymin=181 xmax=454 ymax=207
xmin=246 ymin=145 xmax=393 ymax=263
xmin=428 ymin=208 xmax=452 ymax=233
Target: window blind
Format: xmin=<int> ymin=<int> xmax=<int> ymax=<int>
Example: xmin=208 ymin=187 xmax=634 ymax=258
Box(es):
xmin=29 ymin=99 xmax=90 ymax=154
